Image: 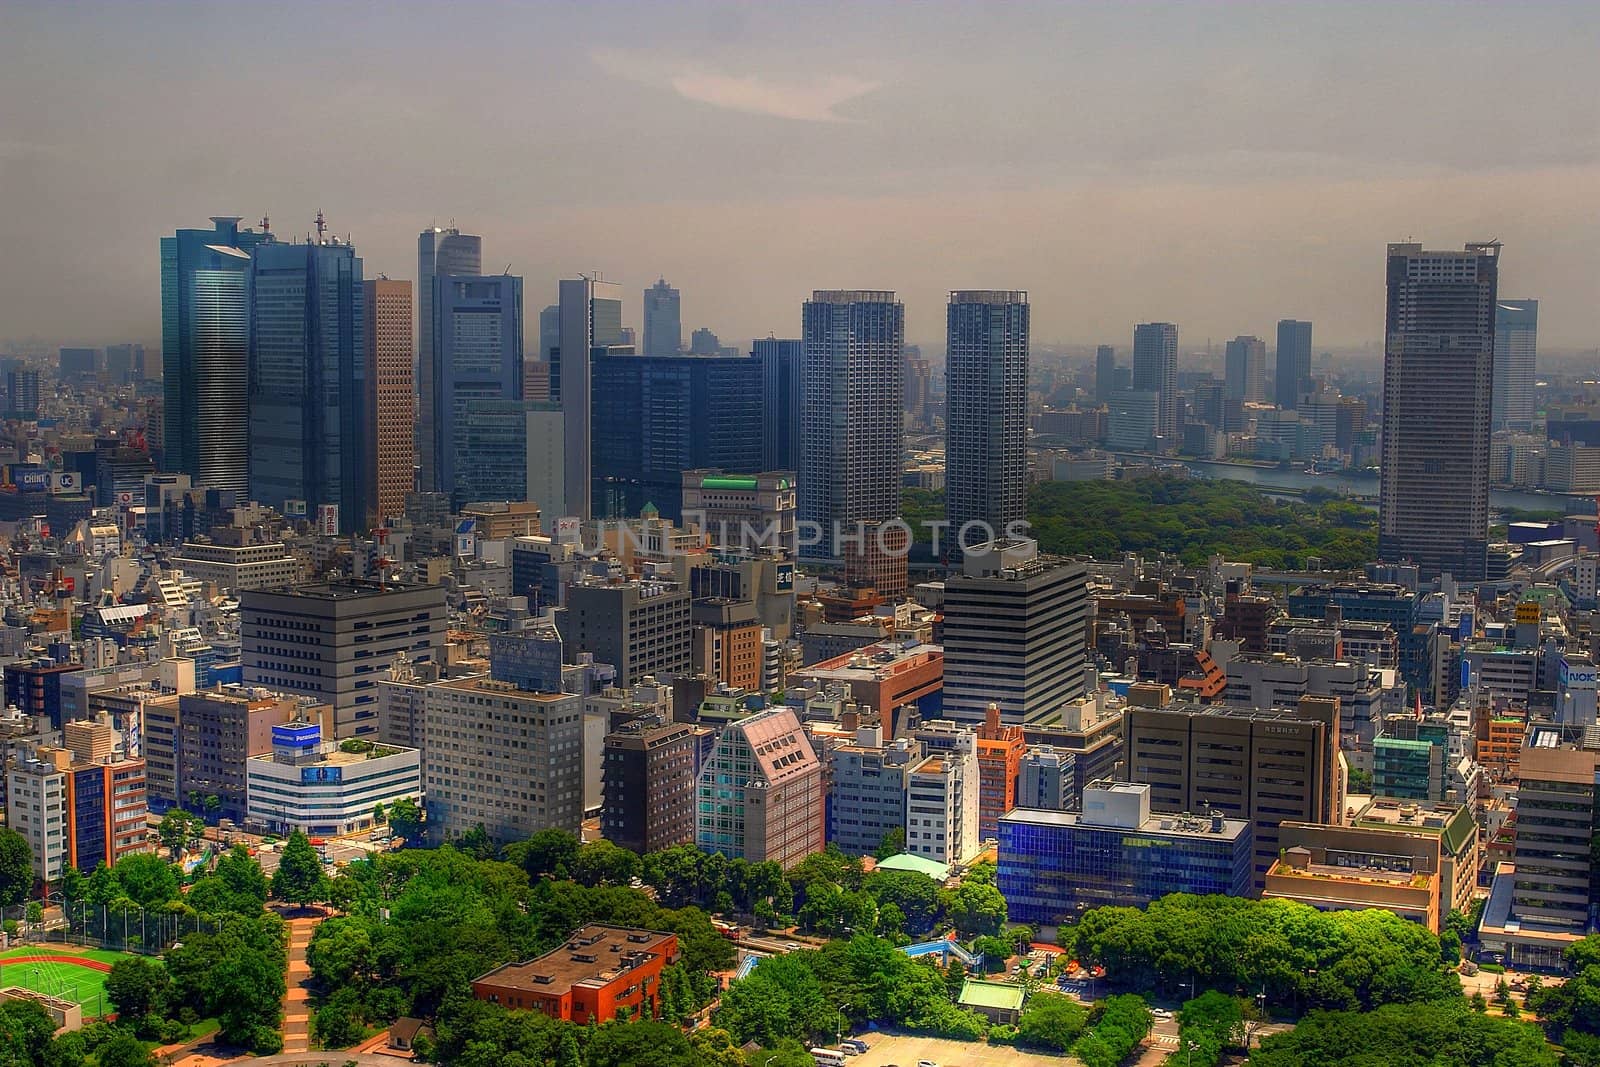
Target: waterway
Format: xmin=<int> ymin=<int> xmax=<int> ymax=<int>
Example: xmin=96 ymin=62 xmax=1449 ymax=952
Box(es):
xmin=1148 ymin=457 xmax=1593 ymax=517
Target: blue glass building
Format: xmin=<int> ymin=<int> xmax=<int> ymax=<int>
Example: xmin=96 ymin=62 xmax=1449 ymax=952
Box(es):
xmin=433 ymin=275 xmax=524 ymax=508
xmin=160 ymin=216 xmax=271 ymax=494
xmin=998 ymin=782 xmax=1253 ymax=924
xmin=248 ymin=238 xmax=367 ymax=532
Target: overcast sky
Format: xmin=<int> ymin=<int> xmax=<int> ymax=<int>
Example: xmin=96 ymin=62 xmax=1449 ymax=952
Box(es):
xmin=2 ymin=0 xmax=1597 ymax=352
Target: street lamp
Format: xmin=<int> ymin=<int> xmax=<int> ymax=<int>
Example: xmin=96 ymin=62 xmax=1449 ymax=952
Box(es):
xmin=835 ymin=1002 xmax=850 ymax=1049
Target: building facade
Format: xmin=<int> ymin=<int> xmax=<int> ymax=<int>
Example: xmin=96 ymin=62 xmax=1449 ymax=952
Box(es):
xmin=1131 ymin=322 xmax=1178 ymax=445
xmin=695 ymin=708 xmax=824 ymax=866
xmin=1224 ymin=335 xmax=1266 ymax=404
xmin=827 ymin=727 xmax=922 ymax=857
xmin=471 ymin=925 xmax=678 ymax=1025
xmin=562 ymin=580 xmax=692 ymax=688
xmin=1275 ymin=319 xmax=1313 ymax=409
xmin=557 ymin=276 xmax=625 ymax=520
xmin=1379 ymin=242 xmax=1499 ymax=581
xmin=246 ymin=721 xmax=421 ymax=836
xmin=600 ymin=718 xmax=696 ymax=854
xmin=169 ymin=541 xmax=300 ymax=593
xmin=364 ymin=277 xmax=414 ymax=524
xmin=643 ymin=278 xmax=681 ymax=358
xmin=1493 ymin=299 xmax=1538 ymax=432
xmin=434 ymin=274 xmax=524 ymax=507
xmin=416 ymin=226 xmax=483 ymax=492
xmin=945 ymin=291 xmax=1029 ymax=548
xmin=756 ymin=337 xmax=803 ymax=475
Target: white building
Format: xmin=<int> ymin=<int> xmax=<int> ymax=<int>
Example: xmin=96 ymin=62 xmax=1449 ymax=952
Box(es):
xmin=5 ymin=755 xmax=69 ymax=882
xmin=246 ymin=722 xmax=421 ymax=837
xmin=170 ymin=541 xmax=301 ymax=593
xmin=906 ymin=729 xmax=981 ymax=866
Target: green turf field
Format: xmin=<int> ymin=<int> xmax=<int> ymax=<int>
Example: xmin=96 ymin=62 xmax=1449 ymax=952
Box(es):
xmin=0 ymin=946 xmax=144 ymax=1017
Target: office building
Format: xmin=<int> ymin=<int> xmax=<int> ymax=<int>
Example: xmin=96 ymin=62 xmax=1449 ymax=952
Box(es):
xmin=525 ymin=402 xmax=565 ymax=515
xmin=945 ymin=291 xmax=1029 ymax=546
xmin=601 ymin=718 xmax=696 ymax=854
xmin=423 ymin=677 xmax=586 ymax=843
xmin=1123 ymin=689 xmax=1342 ymax=890
xmin=682 ymin=470 xmax=798 ymax=559
xmin=800 ymin=290 xmax=906 ymax=595
xmin=5 ymin=368 xmax=41 ymax=420
xmin=1493 ymin=300 xmax=1538 ymax=431
xmin=557 ymin=276 xmax=625 ymax=520
xmin=942 ymin=539 xmax=1088 ymax=726
xmin=58 ymin=347 xmax=99 ymax=379
xmin=589 ymin=352 xmax=763 ymax=521
xmin=972 ymin=702 xmax=1026 ymax=840
xmin=1105 ymin=389 xmax=1160 ymax=452
xmin=161 ymin=216 xmax=270 ymax=493
xmin=1131 ymin=322 xmax=1178 ymax=445
xmin=906 ymin=730 xmax=981 ymax=866
xmin=1379 ymin=242 xmax=1499 ymax=581
xmin=248 ymin=236 xmax=368 ymax=532
xmin=1275 ymin=320 xmax=1313 ymax=409
xmin=173 ymin=686 xmax=316 ymax=821
xmin=364 ymin=278 xmax=414 ymax=523
xmin=998 ymin=782 xmax=1252 ymax=924
xmin=695 ymin=707 xmax=825 ymax=866
xmin=563 ymin=580 xmax=692 ymax=687
xmin=169 ymin=541 xmax=300 ymax=593
xmin=792 ymin=642 xmax=944 ymax=731
xmin=756 ymin=337 xmax=803 ymax=474
xmin=471 ymin=925 xmax=678 ymax=1024
xmin=7 ymin=740 xmax=149 ymax=884
xmin=1018 ymin=746 xmax=1077 ymax=811
xmin=827 ymin=726 xmax=923 ymax=857
xmin=1094 ymin=345 xmax=1117 ymax=402
xmin=433 ymin=275 xmax=524 ymax=506
xmin=241 ymin=581 xmax=448 ymax=738
xmin=246 ymin=721 xmax=421 ymax=836
xmin=104 ymin=343 xmax=143 ymax=384
xmin=643 ymin=277 xmax=681 ymax=357
xmin=416 ymin=226 xmax=483 ymax=492
xmin=1223 ymin=335 xmax=1266 ymax=403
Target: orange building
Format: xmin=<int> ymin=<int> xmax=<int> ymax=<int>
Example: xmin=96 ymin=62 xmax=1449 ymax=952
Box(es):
xmin=1476 ymin=710 xmax=1527 ymax=782
xmin=792 ymin=641 xmax=943 ymax=728
xmin=691 ymin=599 xmax=764 ymax=690
xmin=364 ymin=278 xmax=413 ymax=526
xmin=471 ymin=926 xmax=678 ymax=1024
xmin=975 ymin=703 xmax=1025 ymax=839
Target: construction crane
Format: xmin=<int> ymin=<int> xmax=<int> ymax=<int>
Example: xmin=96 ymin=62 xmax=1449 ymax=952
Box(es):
xmin=314 ymin=209 xmax=327 ymax=242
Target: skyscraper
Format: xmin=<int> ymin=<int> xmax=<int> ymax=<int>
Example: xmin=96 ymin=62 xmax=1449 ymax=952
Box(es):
xmin=1275 ymin=319 xmax=1313 ymax=410
xmin=1223 ymin=335 xmax=1266 ymax=403
xmin=1094 ymin=344 xmax=1117 ymax=402
xmin=538 ymin=305 xmax=560 ymax=364
xmin=755 ymin=337 xmax=803 ymax=473
xmin=416 ymin=226 xmax=482 ymax=492
xmin=1131 ymin=322 xmax=1178 ymax=446
xmin=1379 ymin=242 xmax=1499 ymax=582
xmin=945 ymin=290 xmax=1029 ymax=547
xmin=364 ymin=278 xmax=413 ymax=524
xmin=557 ymin=277 xmax=624 ymax=520
xmin=248 ymin=236 xmax=368 ymax=532
xmin=800 ymin=290 xmax=905 ymax=595
xmin=643 ymin=277 xmax=681 ymax=358
xmin=433 ymin=275 xmax=524 ymax=507
xmin=1493 ymin=300 xmax=1538 ymax=431
xmin=160 ymin=216 xmax=271 ymax=494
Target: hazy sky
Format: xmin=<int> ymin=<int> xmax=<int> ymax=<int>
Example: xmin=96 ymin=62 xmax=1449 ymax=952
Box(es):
xmin=3 ymin=1 xmax=1598 ymax=352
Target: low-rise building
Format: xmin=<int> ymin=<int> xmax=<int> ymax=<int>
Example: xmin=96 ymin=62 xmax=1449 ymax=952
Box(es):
xmin=169 ymin=541 xmax=301 ymax=593
xmin=471 ymin=925 xmax=678 ymax=1025
xmin=246 ymin=722 xmax=421 ymax=837
xmin=1265 ymin=843 xmax=1438 ymax=931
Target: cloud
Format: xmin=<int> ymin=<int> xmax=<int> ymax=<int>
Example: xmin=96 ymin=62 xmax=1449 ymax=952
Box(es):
xmin=591 ymin=48 xmax=879 ymax=123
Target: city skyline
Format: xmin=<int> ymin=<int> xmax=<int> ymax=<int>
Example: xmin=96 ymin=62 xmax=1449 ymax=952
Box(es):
xmin=2 ymin=3 xmax=1597 ymax=351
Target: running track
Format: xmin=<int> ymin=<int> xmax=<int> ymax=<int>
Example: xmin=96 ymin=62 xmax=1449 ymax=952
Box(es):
xmin=1 ymin=954 xmax=112 ymax=973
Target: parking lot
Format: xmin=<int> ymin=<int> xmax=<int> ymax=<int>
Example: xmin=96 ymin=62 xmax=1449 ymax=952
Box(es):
xmin=850 ymin=1033 xmax=1077 ymax=1067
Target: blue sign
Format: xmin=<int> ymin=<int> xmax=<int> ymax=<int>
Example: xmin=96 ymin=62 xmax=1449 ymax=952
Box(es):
xmin=15 ymin=468 xmax=47 ymax=492
xmin=301 ymin=766 xmax=343 ymax=785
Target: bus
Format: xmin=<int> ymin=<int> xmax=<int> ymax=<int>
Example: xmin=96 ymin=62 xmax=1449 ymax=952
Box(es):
xmin=810 ymin=1050 xmax=846 ymax=1066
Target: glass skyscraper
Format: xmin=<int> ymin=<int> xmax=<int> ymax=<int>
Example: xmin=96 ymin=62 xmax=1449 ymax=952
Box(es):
xmin=160 ymin=216 xmax=271 ymax=494
xmin=432 ymin=275 xmax=524 ymax=508
xmin=1131 ymin=322 xmax=1178 ymax=445
xmin=1493 ymin=299 xmax=1538 ymax=432
xmin=557 ymin=277 xmax=625 ymax=520
xmin=755 ymin=337 xmax=802 ymax=475
xmin=945 ymin=291 xmax=1029 ymax=547
xmin=643 ymin=277 xmax=681 ymax=358
xmin=416 ymin=227 xmax=482 ymax=492
xmin=247 ymin=238 xmax=367 ymax=532
xmin=1275 ymin=319 xmax=1313 ymax=410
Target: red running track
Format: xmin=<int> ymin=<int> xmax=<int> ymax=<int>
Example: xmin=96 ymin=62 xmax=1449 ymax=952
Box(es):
xmin=0 ymin=954 xmax=113 ymax=973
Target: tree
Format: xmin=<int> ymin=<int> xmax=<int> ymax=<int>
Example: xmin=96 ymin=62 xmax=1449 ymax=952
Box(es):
xmin=387 ymin=796 xmax=423 ymax=842
xmin=863 ymin=870 xmax=942 ymax=936
xmin=940 ymin=876 xmax=1007 ymax=938
xmin=157 ymin=810 xmax=200 ymax=861
xmin=0 ymin=828 xmax=32 ymax=907
xmin=874 ymin=827 xmax=905 ymax=860
xmin=574 ymin=839 xmax=642 ymax=888
xmin=313 ymin=987 xmax=367 ymax=1048
xmin=585 ymin=1021 xmax=701 ymax=1067
xmin=1250 ymin=1001 xmax=1556 ymax=1067
xmin=105 ymin=956 xmax=171 ymax=1022
xmin=554 ymin=1030 xmax=583 ymax=1067
xmin=1015 ymin=991 xmax=1088 ymax=1051
xmin=112 ymin=853 xmax=180 ymax=907
xmin=0 ymin=999 xmax=56 ymax=1065
xmin=271 ymin=830 xmax=329 ymax=905
xmin=371 ymin=802 xmax=387 ymax=826
xmin=90 ymin=1030 xmax=157 ymax=1067
xmin=214 ymin=844 xmax=268 ymax=904
xmin=972 ymin=935 xmax=1013 ymax=973
xmin=23 ymin=901 xmax=41 ymax=927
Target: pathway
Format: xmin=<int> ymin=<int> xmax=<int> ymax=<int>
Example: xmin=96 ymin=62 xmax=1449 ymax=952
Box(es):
xmin=279 ymin=913 xmax=324 ymax=1055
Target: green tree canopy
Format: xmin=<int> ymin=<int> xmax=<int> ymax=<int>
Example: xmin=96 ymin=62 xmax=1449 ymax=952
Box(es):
xmin=271 ymin=830 xmax=329 ymax=905
xmin=0 ymin=828 xmax=33 ymax=908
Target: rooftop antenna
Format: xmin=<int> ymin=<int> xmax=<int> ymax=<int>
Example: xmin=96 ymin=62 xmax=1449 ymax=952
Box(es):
xmin=314 ymin=209 xmax=327 ymax=242
xmin=258 ymin=214 xmax=270 ymax=235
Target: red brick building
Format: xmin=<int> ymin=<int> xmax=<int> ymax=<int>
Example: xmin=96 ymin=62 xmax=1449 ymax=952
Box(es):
xmin=470 ymin=925 xmax=678 ymax=1024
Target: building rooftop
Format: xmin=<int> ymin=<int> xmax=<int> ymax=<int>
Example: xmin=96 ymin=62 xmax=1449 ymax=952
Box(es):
xmin=1000 ymin=805 xmax=1249 ymax=841
xmin=473 ymin=925 xmax=675 ymax=997
xmin=958 ymin=979 xmax=1028 ymax=1012
xmin=874 ymin=853 xmax=951 ymax=881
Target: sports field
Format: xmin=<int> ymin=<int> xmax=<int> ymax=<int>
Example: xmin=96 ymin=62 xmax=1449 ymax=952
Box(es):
xmin=0 ymin=946 xmax=135 ymax=1017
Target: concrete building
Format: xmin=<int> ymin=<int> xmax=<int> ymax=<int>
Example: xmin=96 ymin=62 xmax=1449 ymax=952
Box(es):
xmin=173 ymin=686 xmax=321 ymax=821
xmin=643 ymin=278 xmax=681 ymax=358
xmin=945 ymin=290 xmax=1029 ymax=548
xmin=791 ymin=641 xmax=943 ymax=734
xmin=241 ymin=581 xmax=449 ymax=738
xmin=169 ymin=541 xmax=300 ymax=593
xmin=1493 ymin=300 xmax=1538 ymax=432
xmin=1094 ymin=344 xmax=1117 ymax=402
xmin=416 ymin=226 xmax=483 ymax=493
xmin=601 ymin=717 xmax=696 ymax=854
xmin=799 ymin=290 xmax=906 ymax=595
xmin=1123 ymin=688 xmax=1343 ymax=890
xmin=433 ymin=274 xmax=525 ymax=507
xmin=973 ymin=702 xmax=1025 ymax=840
xmin=827 ymin=726 xmax=923 ymax=857
xmin=246 ymin=721 xmax=421 ymax=836
xmin=1222 ymin=653 xmax=1400 ymax=744
xmin=941 ymin=539 xmax=1088 ymax=725
xmin=1275 ymin=319 xmax=1313 ymax=410
xmin=681 ymin=470 xmax=798 ymax=559
xmin=1379 ymin=242 xmax=1499 ymax=581
xmin=471 ymin=925 xmax=678 ymax=1025
xmin=695 ymin=707 xmax=824 ymax=867
xmin=1018 ymin=745 xmax=1078 ymax=811
xmin=562 ymin=580 xmax=692 ymax=688
xmin=422 ymin=677 xmax=585 ymax=844
xmin=1223 ymin=335 xmax=1266 ymax=404
xmin=6 ymin=742 xmax=148 ymax=884
xmin=906 ymin=730 xmax=981 ymax=866
xmin=364 ymin=277 xmax=414 ymax=524
xmin=1105 ymin=390 xmax=1160 ymax=452
xmin=1132 ymin=322 xmax=1178 ymax=445
xmin=998 ymin=781 xmax=1252 ymax=924
xmin=556 ymin=276 xmax=625 ymax=520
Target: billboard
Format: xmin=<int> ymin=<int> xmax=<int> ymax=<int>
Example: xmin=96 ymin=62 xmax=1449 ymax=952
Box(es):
xmin=1561 ymin=658 xmax=1597 ymax=691
xmin=14 ymin=468 xmax=47 ymax=492
xmin=553 ymin=516 xmax=581 ymax=544
xmin=284 ymin=499 xmax=309 ymax=518
xmin=49 ymin=472 xmax=80 ymax=494
xmin=317 ymin=504 xmax=340 ymax=536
